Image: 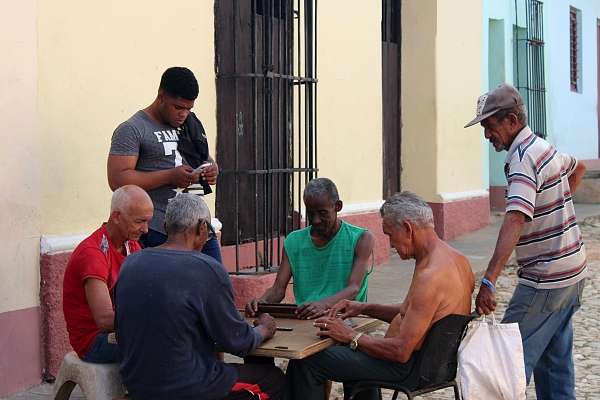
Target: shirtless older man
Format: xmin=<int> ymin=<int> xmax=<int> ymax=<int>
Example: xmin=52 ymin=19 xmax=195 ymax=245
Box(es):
xmin=285 ymin=192 xmax=474 ymax=400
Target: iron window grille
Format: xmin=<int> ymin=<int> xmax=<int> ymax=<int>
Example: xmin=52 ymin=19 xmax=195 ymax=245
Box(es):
xmin=570 ymin=6 xmax=582 ymax=92
xmin=215 ymin=0 xmax=318 ymax=273
xmin=514 ymin=0 xmax=547 ymax=138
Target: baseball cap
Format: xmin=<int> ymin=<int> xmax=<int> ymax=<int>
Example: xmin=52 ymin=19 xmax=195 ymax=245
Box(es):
xmin=464 ymin=83 xmax=524 ymax=128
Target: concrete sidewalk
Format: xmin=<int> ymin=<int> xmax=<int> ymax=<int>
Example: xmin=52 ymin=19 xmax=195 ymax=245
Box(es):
xmin=4 ymin=204 xmax=600 ymax=400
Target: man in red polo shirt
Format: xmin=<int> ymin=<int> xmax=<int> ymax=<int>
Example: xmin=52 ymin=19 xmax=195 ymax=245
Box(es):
xmin=63 ymin=185 xmax=153 ymax=362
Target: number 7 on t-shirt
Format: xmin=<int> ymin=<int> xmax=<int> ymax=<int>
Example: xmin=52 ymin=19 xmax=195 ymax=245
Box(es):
xmin=162 ymin=141 xmax=183 ymax=167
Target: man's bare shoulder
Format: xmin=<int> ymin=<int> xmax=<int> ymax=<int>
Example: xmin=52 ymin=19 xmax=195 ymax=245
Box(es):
xmin=430 ymin=242 xmax=473 ymax=273
xmin=360 ymin=229 xmax=375 ymax=243
xmin=355 ymin=230 xmax=375 ymax=253
xmin=416 ymin=242 xmax=474 ymax=308
xmin=410 ymin=263 xmax=444 ymax=298
xmin=445 ymin=244 xmax=475 ymax=284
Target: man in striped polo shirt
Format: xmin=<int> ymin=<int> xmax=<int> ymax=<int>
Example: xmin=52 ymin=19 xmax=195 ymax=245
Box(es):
xmin=465 ymin=84 xmax=588 ymax=399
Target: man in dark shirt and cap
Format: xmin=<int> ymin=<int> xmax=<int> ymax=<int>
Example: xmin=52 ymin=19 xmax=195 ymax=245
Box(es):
xmin=115 ymin=194 xmax=284 ymax=400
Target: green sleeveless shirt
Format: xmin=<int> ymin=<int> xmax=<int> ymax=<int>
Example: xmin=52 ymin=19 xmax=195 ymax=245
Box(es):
xmin=284 ymin=220 xmax=370 ymax=305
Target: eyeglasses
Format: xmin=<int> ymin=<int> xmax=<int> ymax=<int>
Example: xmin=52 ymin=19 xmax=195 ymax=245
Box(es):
xmin=200 ymin=219 xmax=216 ymax=239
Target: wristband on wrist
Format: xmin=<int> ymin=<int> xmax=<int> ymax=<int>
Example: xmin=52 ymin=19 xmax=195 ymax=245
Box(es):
xmin=481 ymin=277 xmax=496 ymax=292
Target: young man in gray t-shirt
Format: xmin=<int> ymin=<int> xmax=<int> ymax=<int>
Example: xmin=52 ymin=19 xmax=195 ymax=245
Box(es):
xmin=107 ymin=67 xmax=222 ymax=261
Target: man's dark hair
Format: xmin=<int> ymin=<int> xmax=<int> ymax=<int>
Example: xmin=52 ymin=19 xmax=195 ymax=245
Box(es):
xmin=159 ymin=67 xmax=199 ymax=101
xmin=304 ymin=178 xmax=340 ymax=203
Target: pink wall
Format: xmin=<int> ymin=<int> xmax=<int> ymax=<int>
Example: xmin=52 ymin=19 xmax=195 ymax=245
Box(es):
xmin=341 ymin=212 xmax=391 ymax=266
xmin=489 ymin=186 xmax=506 ymax=212
xmin=0 ymin=307 xmax=43 ymax=397
xmin=39 ymin=252 xmax=72 ymax=377
xmin=429 ymin=196 xmax=490 ymax=240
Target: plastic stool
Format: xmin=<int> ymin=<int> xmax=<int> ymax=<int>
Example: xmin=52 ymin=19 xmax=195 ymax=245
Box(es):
xmin=53 ymin=351 xmax=125 ymax=400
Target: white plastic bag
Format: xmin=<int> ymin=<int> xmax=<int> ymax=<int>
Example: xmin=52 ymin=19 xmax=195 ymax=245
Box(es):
xmin=457 ymin=313 xmax=526 ymax=399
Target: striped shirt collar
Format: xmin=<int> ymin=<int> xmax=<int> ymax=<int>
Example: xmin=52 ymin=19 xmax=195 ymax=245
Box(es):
xmin=505 ymin=126 xmax=533 ymax=163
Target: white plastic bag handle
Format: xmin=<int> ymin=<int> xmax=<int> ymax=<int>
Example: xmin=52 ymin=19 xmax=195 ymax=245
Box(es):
xmin=481 ymin=312 xmax=498 ymax=325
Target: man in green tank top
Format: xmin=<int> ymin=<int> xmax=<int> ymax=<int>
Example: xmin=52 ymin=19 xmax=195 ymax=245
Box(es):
xmin=245 ymin=178 xmax=374 ymax=320
xmin=285 ymin=192 xmax=475 ymax=400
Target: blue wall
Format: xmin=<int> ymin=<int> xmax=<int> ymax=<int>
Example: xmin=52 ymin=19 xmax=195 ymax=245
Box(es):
xmin=483 ymin=0 xmax=526 ymax=186
xmin=545 ymin=0 xmax=600 ymax=160
xmin=483 ymin=0 xmax=600 ymax=190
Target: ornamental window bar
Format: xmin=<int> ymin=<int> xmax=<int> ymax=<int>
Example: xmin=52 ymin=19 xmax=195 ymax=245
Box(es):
xmin=570 ymin=6 xmax=582 ymax=92
xmin=215 ymin=0 xmax=318 ymax=273
xmin=514 ymin=0 xmax=547 ymax=138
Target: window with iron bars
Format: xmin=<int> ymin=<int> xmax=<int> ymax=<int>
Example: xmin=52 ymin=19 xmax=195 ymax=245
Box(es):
xmin=215 ymin=0 xmax=317 ymax=274
xmin=570 ymin=6 xmax=582 ymax=93
xmin=514 ymin=0 xmax=547 ymax=138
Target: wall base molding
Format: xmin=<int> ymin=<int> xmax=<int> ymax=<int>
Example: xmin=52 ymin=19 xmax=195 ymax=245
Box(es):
xmin=429 ymin=193 xmax=490 ymax=240
xmin=0 ymin=307 xmax=42 ymax=397
xmin=489 ymin=186 xmax=506 ymax=211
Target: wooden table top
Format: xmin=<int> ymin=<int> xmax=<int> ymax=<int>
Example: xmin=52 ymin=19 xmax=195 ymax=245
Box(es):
xmin=246 ymin=316 xmax=381 ymax=359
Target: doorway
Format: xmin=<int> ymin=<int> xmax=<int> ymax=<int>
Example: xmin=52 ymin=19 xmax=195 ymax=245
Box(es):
xmin=381 ymin=0 xmax=401 ymax=199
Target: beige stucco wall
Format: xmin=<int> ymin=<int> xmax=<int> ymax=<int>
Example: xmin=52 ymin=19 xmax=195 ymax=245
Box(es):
xmin=1 ymin=0 xmax=485 ymax=313
xmin=37 ymin=0 xmax=217 ymax=236
xmin=0 ymin=0 xmax=41 ymax=313
xmin=401 ymin=0 xmax=438 ymax=201
xmin=317 ymin=1 xmax=383 ymax=205
xmin=402 ymin=0 xmax=484 ymax=202
xmin=435 ymin=0 xmax=484 ymax=196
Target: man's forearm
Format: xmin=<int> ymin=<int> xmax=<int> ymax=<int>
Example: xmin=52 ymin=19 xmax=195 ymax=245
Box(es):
xmin=253 ymin=325 xmax=271 ymax=343
xmin=485 ymin=212 xmax=525 ymax=283
xmin=568 ymin=163 xmax=586 ymax=193
xmin=362 ymin=303 xmax=402 ymax=323
xmin=109 ymin=169 xmax=173 ymax=191
xmin=259 ymin=286 xmax=286 ymax=304
xmin=316 ymin=285 xmax=360 ymax=308
xmin=354 ymin=335 xmax=412 ymax=363
xmin=98 ymin=315 xmax=115 ymax=332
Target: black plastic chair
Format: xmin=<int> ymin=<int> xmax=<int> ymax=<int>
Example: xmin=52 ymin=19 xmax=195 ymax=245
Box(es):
xmin=347 ymin=312 xmax=477 ymax=400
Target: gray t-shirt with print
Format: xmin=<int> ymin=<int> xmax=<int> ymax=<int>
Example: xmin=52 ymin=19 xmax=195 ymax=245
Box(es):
xmin=110 ymin=110 xmax=186 ymax=234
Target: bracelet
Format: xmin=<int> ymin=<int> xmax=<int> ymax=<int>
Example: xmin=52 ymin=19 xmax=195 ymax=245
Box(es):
xmin=481 ymin=277 xmax=496 ymax=292
xmin=349 ymin=332 xmax=364 ymax=350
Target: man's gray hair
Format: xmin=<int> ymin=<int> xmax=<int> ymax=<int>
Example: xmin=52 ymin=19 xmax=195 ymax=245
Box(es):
xmin=303 ymin=177 xmax=339 ymax=203
xmin=111 ymin=187 xmax=130 ymax=213
xmin=111 ymin=185 xmax=143 ymax=213
xmin=380 ymin=191 xmax=434 ymax=228
xmin=165 ymin=194 xmax=211 ymax=234
xmin=495 ymin=103 xmax=528 ymax=126
xmin=110 ymin=185 xmax=152 ymax=213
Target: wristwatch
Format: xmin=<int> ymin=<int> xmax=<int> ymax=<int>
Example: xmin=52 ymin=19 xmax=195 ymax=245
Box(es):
xmin=349 ymin=332 xmax=364 ymax=351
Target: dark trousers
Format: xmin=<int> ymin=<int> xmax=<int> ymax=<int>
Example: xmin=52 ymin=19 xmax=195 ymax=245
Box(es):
xmin=140 ymin=228 xmax=223 ymax=263
xmin=223 ymin=363 xmax=285 ymax=400
xmin=82 ymin=332 xmax=120 ymax=364
xmin=286 ymin=346 xmax=415 ymax=400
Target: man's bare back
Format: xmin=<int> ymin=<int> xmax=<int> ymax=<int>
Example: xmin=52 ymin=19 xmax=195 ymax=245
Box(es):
xmin=385 ymin=240 xmax=474 ymax=348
